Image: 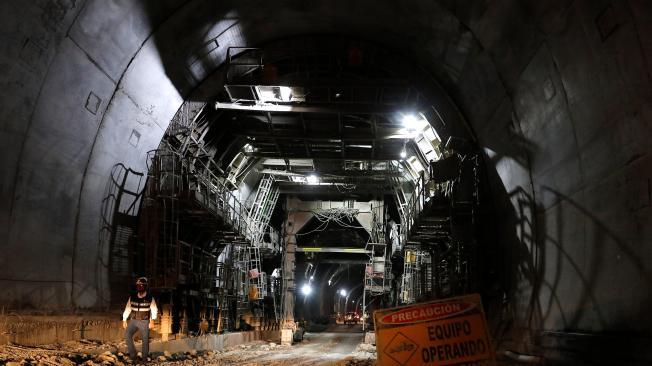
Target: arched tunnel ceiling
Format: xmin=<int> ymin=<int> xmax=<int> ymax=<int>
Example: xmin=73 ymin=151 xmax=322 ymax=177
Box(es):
xmin=203 ymin=37 xmax=462 ymax=198
xmin=1 ymin=0 xmax=652 ymax=343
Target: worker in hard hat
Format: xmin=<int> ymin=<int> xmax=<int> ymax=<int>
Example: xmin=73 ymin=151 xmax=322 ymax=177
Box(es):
xmin=122 ymin=277 xmax=158 ymax=361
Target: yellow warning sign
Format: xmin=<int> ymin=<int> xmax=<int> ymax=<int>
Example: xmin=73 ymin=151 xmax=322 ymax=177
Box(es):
xmin=373 ymin=294 xmax=495 ymax=366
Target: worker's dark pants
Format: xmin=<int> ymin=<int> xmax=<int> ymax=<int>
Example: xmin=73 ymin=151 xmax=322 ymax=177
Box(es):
xmin=125 ymin=319 xmax=150 ymax=359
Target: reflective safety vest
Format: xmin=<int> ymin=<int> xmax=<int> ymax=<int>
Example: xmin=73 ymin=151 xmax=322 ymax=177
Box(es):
xmin=129 ymin=293 xmax=153 ymax=320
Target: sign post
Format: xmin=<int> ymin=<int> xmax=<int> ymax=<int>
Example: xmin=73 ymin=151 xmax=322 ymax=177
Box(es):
xmin=373 ymin=294 xmax=496 ymax=366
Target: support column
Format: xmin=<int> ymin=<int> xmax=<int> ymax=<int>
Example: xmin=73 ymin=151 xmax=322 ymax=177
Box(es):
xmin=160 ymin=304 xmax=172 ymax=341
xmin=281 ymin=224 xmax=296 ymax=345
xmin=279 ymin=203 xmax=313 ymax=346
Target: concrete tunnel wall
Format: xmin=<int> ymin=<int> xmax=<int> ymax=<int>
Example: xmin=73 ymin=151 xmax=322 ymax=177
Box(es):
xmin=0 ymin=0 xmax=651 ymax=343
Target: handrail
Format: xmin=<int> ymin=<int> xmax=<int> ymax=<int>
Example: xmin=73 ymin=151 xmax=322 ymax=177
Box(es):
xmin=400 ymin=171 xmax=427 ymax=246
xmin=146 ymin=150 xmax=271 ymax=245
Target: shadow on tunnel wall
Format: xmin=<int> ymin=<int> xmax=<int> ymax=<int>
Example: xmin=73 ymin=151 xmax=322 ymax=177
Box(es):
xmin=535 ymin=187 xmax=652 ymax=365
xmin=99 ymin=164 xmax=146 ymax=310
xmin=482 ymin=153 xmax=652 ymax=365
xmin=142 ymin=0 xmax=245 ymax=103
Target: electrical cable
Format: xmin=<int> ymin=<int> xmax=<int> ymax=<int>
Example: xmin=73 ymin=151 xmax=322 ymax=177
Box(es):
xmin=296 ymin=207 xmax=366 ymax=236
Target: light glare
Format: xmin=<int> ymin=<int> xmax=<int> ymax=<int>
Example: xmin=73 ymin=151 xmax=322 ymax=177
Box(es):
xmin=306 ymin=174 xmax=319 ymax=184
xmin=339 ymin=289 xmax=347 ymax=296
xmin=279 ymin=86 xmax=292 ymax=102
xmin=301 ymin=284 xmax=312 ymax=296
xmin=402 ymin=114 xmax=420 ymax=130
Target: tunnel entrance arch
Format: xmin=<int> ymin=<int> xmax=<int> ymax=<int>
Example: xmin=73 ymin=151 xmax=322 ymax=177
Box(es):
xmin=119 ymin=35 xmax=489 ymax=339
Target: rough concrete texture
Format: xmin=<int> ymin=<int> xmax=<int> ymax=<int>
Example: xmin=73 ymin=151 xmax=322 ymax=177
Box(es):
xmin=143 ymin=330 xmax=279 ymax=354
xmin=0 ymin=313 xmax=276 ymax=353
xmin=0 ymin=315 xmax=123 ymax=346
xmin=0 ymin=0 xmax=651 ymax=361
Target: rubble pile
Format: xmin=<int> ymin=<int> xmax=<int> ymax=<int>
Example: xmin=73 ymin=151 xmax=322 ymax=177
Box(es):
xmin=0 ymin=345 xmax=215 ymax=366
xmin=336 ymin=343 xmax=377 ymax=366
xmin=0 ymin=337 xmax=377 ymax=365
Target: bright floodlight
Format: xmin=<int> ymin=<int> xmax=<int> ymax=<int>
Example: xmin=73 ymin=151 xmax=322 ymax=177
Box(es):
xmin=306 ymin=174 xmax=319 ymax=184
xmin=279 ymin=86 xmax=292 ymax=102
xmin=400 ymin=149 xmax=407 ymax=159
xmin=301 ymin=284 xmax=312 ymax=296
xmin=339 ymin=289 xmax=347 ymax=297
xmin=402 ymin=114 xmax=420 ymax=130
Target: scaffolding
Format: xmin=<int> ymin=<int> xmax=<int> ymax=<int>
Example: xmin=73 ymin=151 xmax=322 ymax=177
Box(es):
xmin=247 ymin=246 xmax=267 ymax=301
xmin=225 ymin=242 xmax=267 ymax=327
xmin=400 ymin=249 xmax=429 ymax=304
xmin=362 ymin=204 xmax=392 ymax=330
xmin=396 ymin=148 xmax=481 ymax=301
xmin=142 ymin=141 xmax=281 ymax=333
xmin=106 ymin=94 xmax=284 ymax=335
xmin=364 ymin=243 xmax=391 ymax=295
xmin=261 ymin=226 xmax=281 ymax=253
xmin=215 ymin=254 xmax=230 ymax=332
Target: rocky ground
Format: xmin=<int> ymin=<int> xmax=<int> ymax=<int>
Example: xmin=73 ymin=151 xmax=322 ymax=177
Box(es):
xmin=0 ymin=338 xmax=377 ymax=366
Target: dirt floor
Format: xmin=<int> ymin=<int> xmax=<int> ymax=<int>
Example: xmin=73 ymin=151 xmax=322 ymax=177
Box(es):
xmin=0 ymin=325 xmax=376 ymax=366
xmin=0 ymin=329 xmax=523 ymax=365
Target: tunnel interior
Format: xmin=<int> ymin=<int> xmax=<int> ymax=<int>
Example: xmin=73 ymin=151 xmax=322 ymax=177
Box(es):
xmin=1 ymin=1 xmax=652 ymax=364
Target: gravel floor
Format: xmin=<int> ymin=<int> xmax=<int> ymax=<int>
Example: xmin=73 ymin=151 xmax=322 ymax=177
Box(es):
xmin=0 ymin=328 xmax=377 ymax=366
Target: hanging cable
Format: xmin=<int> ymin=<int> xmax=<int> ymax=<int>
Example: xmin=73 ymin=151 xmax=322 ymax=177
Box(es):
xmin=296 ymin=207 xmax=366 ymax=236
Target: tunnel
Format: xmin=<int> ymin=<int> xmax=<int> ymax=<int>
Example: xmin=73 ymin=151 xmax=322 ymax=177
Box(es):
xmin=1 ymin=1 xmax=651 ymax=365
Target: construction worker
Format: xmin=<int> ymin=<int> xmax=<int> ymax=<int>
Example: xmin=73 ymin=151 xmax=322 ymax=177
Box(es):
xmin=122 ymin=277 xmax=158 ymax=361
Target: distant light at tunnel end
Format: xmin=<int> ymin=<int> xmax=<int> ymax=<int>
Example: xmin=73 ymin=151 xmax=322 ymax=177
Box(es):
xmin=339 ymin=289 xmax=347 ymax=296
xmin=301 ymin=284 xmax=312 ymax=296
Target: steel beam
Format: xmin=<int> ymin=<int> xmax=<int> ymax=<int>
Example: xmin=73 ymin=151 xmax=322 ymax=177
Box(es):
xmin=235 ymin=131 xmax=411 ymax=141
xmin=296 ymin=247 xmax=372 ymax=254
xmin=245 ymin=152 xmax=405 ymax=160
xmin=319 ymin=259 xmax=368 ymax=264
xmin=216 ymin=101 xmax=419 ymax=114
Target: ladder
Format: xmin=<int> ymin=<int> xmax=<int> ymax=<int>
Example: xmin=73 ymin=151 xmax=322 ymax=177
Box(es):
xmin=366 ymin=203 xmax=389 ymax=294
xmin=247 ymin=175 xmax=280 ymax=246
xmin=392 ymin=176 xmax=409 ymax=227
xmin=400 ymin=249 xmax=425 ymax=304
xmin=364 ymin=242 xmax=390 ymax=295
xmin=231 ymin=244 xmax=251 ymax=325
xmin=247 ymin=246 xmax=266 ymax=301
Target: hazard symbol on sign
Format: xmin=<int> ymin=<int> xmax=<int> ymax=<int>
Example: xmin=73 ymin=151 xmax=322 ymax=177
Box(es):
xmin=373 ymin=294 xmax=496 ymax=366
xmin=384 ymin=332 xmax=418 ymax=365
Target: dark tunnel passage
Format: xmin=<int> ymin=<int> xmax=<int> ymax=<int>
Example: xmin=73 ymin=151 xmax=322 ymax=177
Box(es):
xmin=1 ymin=1 xmax=652 ymax=365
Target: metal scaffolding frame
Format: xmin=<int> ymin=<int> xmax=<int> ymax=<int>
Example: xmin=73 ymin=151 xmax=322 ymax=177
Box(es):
xmin=247 ymin=174 xmax=280 ymax=251
xmin=247 ymin=246 xmax=267 ymax=301
xmin=136 ymin=97 xmax=285 ymax=334
xmin=361 ymin=203 xmax=392 ymax=331
xmin=400 ymin=249 xmax=425 ymax=304
xmin=396 ymin=149 xmax=481 ymax=301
